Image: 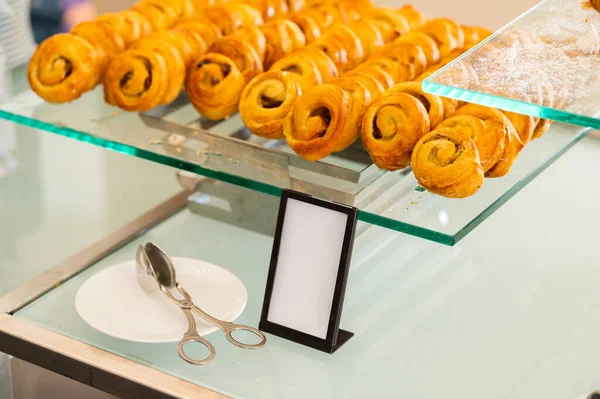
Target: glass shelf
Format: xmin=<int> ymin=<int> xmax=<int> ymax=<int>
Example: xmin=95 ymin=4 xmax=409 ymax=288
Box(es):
xmin=0 ymin=87 xmax=591 ymax=245
xmin=423 ymin=0 xmax=600 ymax=130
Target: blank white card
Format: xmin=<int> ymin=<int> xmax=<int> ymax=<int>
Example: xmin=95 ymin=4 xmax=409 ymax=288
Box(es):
xmin=267 ymin=198 xmax=348 ymax=339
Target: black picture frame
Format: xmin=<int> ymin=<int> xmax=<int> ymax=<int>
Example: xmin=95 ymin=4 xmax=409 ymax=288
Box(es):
xmin=259 ymin=190 xmax=357 ymax=354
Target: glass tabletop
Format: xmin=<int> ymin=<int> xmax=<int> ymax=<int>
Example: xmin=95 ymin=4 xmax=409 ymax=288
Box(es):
xmin=424 ymin=0 xmax=600 ymax=130
xmin=15 ymin=129 xmax=600 ymax=399
xmin=0 ymin=85 xmax=591 ymax=246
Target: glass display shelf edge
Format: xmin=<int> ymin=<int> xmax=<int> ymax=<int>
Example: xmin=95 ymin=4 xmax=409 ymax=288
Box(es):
xmin=423 ymin=0 xmax=600 ymax=130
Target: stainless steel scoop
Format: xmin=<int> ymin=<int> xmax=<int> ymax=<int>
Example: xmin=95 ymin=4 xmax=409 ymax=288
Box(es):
xmin=136 ymin=243 xmax=266 ymax=365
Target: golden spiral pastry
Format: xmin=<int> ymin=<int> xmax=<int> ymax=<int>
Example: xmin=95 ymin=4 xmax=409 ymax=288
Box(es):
xmin=239 ymin=71 xmax=302 ymax=139
xmin=461 ymin=26 xmax=480 ymax=49
xmin=172 ymin=28 xmax=208 ymax=65
xmin=284 ymin=84 xmax=350 ymax=161
xmin=436 ymin=115 xmax=503 ymax=173
xmin=397 ymin=4 xmax=426 ymax=30
xmin=532 ymin=119 xmax=551 ymax=139
xmin=291 ymin=14 xmax=322 ymax=43
xmin=95 ymin=10 xmax=153 ymax=47
xmin=103 ymin=50 xmax=169 ymax=111
xmin=270 ymin=55 xmax=323 ymax=88
xmin=348 ymin=19 xmax=384 ymax=59
xmin=71 ymin=21 xmax=125 ymax=71
xmin=369 ymin=8 xmax=410 ymax=42
xmin=502 ymin=111 xmax=535 ymax=145
xmin=375 ymin=42 xmax=427 ymax=82
xmin=131 ymin=0 xmax=186 ymax=31
xmin=361 ymin=93 xmax=430 ymax=170
xmin=323 ymin=24 xmax=366 ymax=69
xmin=348 ymin=67 xmax=394 ymax=90
xmin=360 ymin=57 xmax=403 ymax=84
xmin=387 ymin=82 xmax=444 ymax=127
xmin=175 ymin=18 xmax=222 ymax=47
xmin=185 ymin=53 xmax=246 ymax=120
xmin=244 ymin=0 xmax=306 ymax=20
xmin=411 ymin=128 xmax=484 ymax=198
xmin=296 ymin=4 xmax=347 ymax=30
xmin=346 ymin=73 xmax=386 ymax=100
xmin=202 ymin=3 xmax=264 ymax=35
xmin=395 ymin=31 xmax=440 ymax=67
xmin=310 ymin=37 xmax=350 ymax=72
xmin=28 ymin=34 xmax=101 ymax=103
xmin=419 ymin=18 xmax=464 ymax=57
xmin=231 ymin=25 xmax=267 ymax=62
xmin=261 ymin=20 xmax=307 ymax=69
xmin=151 ymin=30 xmax=195 ymax=66
xmin=330 ymin=78 xmax=372 ymax=152
xmin=292 ymin=49 xmax=339 ymax=81
xmin=454 ymin=104 xmax=524 ymax=178
xmin=129 ymin=34 xmax=186 ymax=104
xmin=208 ymin=37 xmax=263 ymax=82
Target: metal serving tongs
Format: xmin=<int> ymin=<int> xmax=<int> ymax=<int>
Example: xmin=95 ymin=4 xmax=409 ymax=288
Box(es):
xmin=136 ymin=243 xmax=266 ymax=365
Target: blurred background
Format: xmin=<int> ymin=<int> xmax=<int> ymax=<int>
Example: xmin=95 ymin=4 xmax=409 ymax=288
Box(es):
xmin=29 ymin=0 xmax=541 ymax=44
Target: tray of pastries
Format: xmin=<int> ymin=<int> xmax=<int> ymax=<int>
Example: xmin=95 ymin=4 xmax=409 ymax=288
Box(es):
xmin=25 ymin=0 xmax=558 ymax=199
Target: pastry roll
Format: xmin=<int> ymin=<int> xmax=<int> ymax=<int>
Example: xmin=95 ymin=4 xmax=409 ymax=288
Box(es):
xmin=454 ymin=104 xmax=523 ymax=177
xmin=411 ymin=128 xmax=484 ymax=198
xmin=129 ymin=34 xmax=186 ymax=104
xmin=361 ymin=93 xmax=430 ymax=170
xmin=397 ymin=4 xmax=426 ymax=30
xmin=347 ymin=67 xmax=394 ymax=90
xmin=95 ymin=11 xmax=153 ymax=47
xmin=419 ymin=18 xmax=464 ymax=57
xmin=261 ymin=20 xmax=307 ymax=69
xmin=330 ymin=78 xmax=372 ymax=151
xmin=292 ymin=49 xmax=338 ymax=81
xmin=208 ymin=37 xmax=263 ymax=82
xmin=284 ymin=84 xmax=350 ymax=161
xmin=186 ymin=53 xmax=246 ymax=120
xmin=295 ymin=4 xmax=347 ymax=30
xmin=172 ymin=28 xmax=208 ymax=65
xmin=502 ymin=111 xmax=535 ymax=145
xmin=231 ymin=25 xmax=267 ymax=62
xmin=310 ymin=37 xmax=350 ymax=72
xmin=436 ymin=115 xmax=503 ymax=173
xmin=239 ymin=71 xmax=302 ymax=139
xmin=395 ymin=31 xmax=440 ymax=67
xmin=360 ymin=57 xmax=403 ymax=85
xmin=202 ymin=3 xmax=264 ymax=35
xmin=369 ymin=8 xmax=410 ymax=42
xmin=153 ymin=30 xmax=196 ymax=66
xmin=103 ymin=50 xmax=169 ymax=111
xmin=387 ymin=82 xmax=444 ymax=127
xmin=175 ymin=19 xmax=222 ymax=47
xmin=376 ymin=42 xmax=427 ymax=82
xmin=28 ymin=34 xmax=101 ymax=103
xmin=532 ymin=119 xmax=551 ymax=139
xmin=349 ymin=19 xmax=384 ymax=59
xmin=291 ymin=14 xmax=322 ymax=43
xmin=345 ymin=74 xmax=386 ymax=99
xmin=270 ymin=55 xmax=323 ymax=88
xmin=461 ymin=25 xmax=480 ymax=49
xmin=71 ymin=21 xmax=125 ymax=71
xmin=131 ymin=0 xmax=179 ymax=31
xmin=324 ymin=24 xmax=366 ymax=69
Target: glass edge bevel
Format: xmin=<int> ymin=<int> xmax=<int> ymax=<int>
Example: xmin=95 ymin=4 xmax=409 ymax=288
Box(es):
xmin=0 ymin=108 xmax=459 ymax=245
xmin=421 ymin=82 xmax=600 ymax=130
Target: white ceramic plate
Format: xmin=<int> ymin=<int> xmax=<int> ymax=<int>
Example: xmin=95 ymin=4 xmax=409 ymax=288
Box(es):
xmin=75 ymin=257 xmax=247 ymax=343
